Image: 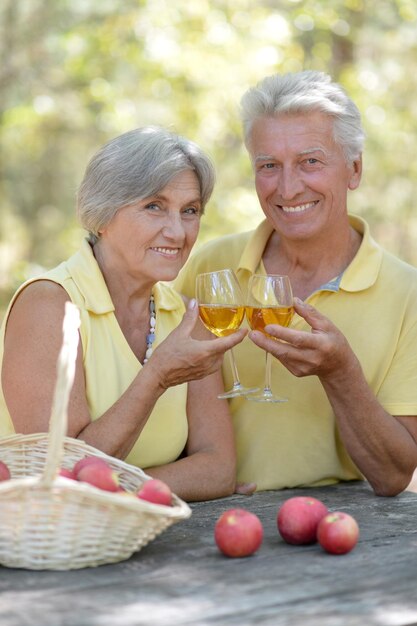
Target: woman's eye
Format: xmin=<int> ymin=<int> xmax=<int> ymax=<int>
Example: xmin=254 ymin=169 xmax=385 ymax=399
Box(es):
xmin=144 ymin=202 xmax=161 ymax=211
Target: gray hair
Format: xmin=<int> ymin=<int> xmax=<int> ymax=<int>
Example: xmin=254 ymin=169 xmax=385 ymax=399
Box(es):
xmin=77 ymin=126 xmax=216 ymax=243
xmin=240 ymin=70 xmax=365 ymax=163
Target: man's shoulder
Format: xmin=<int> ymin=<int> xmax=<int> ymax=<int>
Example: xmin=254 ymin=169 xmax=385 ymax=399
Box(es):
xmin=379 ymin=247 xmax=417 ymax=298
xmin=175 ymin=229 xmax=255 ymax=294
xmin=198 ymin=229 xmax=254 ymax=252
xmin=381 ymin=246 xmax=417 ymax=276
xmin=157 ymin=279 xmax=185 ymax=304
xmin=188 ymin=229 xmax=254 ymax=268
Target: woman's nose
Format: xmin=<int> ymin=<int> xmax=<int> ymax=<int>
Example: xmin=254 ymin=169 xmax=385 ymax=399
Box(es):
xmin=162 ymin=212 xmax=185 ymax=239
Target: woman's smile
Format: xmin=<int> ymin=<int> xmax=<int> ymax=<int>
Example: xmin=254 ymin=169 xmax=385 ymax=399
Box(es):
xmin=150 ymin=246 xmax=181 ymax=257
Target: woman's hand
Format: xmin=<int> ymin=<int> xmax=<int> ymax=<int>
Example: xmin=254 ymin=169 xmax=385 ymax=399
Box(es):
xmin=147 ymin=299 xmax=247 ymax=390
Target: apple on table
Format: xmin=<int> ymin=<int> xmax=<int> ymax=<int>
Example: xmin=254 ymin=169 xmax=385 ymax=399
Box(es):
xmin=317 ymin=511 xmax=359 ymax=555
xmin=214 ymin=508 xmax=264 ymax=558
xmin=277 ymin=496 xmax=329 ymax=545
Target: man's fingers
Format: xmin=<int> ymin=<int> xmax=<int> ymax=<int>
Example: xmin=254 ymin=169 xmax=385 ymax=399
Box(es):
xmin=259 ymin=298 xmax=334 ymax=344
xmin=293 ymin=297 xmax=330 ymax=330
xmin=252 ymin=325 xmax=309 ymax=350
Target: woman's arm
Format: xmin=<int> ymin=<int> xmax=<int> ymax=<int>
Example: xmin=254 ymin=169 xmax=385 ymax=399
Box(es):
xmin=2 ymin=281 xmax=165 ymax=456
xmin=2 ymin=281 xmax=245 ymax=465
xmin=144 ymin=370 xmax=237 ymax=501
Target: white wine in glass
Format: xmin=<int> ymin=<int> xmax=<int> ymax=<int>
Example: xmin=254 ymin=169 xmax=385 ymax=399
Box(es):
xmin=246 ymin=274 xmax=294 ymax=403
xmin=196 ymin=269 xmax=259 ymax=399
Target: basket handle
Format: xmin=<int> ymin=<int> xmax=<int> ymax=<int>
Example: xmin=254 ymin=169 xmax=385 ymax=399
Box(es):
xmin=39 ymin=301 xmax=81 ymax=487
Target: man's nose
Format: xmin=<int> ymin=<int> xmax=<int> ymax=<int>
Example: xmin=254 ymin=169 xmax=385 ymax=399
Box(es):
xmin=279 ymin=166 xmax=305 ymax=200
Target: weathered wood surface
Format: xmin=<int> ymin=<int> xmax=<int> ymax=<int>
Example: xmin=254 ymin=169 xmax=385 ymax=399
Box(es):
xmin=1 ymin=482 xmax=417 ymax=626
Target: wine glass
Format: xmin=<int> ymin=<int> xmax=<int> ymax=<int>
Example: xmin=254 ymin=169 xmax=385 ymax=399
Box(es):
xmin=245 ymin=274 xmax=294 ymax=403
xmin=196 ymin=269 xmax=259 ymax=399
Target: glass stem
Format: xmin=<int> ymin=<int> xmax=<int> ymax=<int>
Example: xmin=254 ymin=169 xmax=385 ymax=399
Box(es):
xmin=228 ymin=348 xmax=241 ymax=387
xmin=264 ymin=351 xmax=273 ymax=395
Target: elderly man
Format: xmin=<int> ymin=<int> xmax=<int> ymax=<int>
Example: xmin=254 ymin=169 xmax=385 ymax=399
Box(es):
xmin=176 ymin=70 xmax=417 ymax=496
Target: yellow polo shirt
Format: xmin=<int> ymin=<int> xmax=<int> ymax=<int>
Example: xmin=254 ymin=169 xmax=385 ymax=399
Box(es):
xmin=0 ymin=239 xmax=188 ymax=469
xmin=175 ymin=215 xmax=417 ymax=490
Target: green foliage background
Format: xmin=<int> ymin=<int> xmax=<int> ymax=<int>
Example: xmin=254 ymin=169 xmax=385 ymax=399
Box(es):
xmin=1 ymin=0 xmax=417 ymax=317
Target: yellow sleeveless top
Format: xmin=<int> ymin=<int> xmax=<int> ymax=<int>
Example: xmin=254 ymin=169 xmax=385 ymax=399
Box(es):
xmin=0 ymin=239 xmax=188 ymax=469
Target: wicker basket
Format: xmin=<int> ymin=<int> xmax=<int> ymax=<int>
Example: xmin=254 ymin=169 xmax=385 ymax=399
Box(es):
xmin=0 ymin=303 xmax=191 ymax=570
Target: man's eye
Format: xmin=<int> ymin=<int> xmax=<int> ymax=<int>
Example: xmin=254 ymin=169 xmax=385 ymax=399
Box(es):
xmin=306 ymin=158 xmax=319 ymax=164
xmin=183 ymin=207 xmax=201 ymax=216
xmin=257 ymin=162 xmax=275 ymax=170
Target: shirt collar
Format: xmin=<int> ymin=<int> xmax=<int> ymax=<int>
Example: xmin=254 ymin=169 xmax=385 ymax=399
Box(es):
xmin=237 ymin=220 xmax=274 ymax=277
xmin=66 ymin=239 xmax=180 ymax=314
xmin=340 ymin=215 xmax=383 ymax=292
xmin=236 ymin=214 xmax=383 ymax=293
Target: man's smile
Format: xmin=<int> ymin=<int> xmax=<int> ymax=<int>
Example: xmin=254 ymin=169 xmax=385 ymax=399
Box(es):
xmin=279 ymin=201 xmax=318 ymax=213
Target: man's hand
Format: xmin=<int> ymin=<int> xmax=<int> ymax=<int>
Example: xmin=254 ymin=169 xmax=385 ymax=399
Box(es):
xmin=248 ymin=297 xmax=357 ymax=382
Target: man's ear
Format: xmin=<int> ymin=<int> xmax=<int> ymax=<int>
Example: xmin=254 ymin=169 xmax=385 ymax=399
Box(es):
xmin=348 ymin=155 xmax=362 ymax=190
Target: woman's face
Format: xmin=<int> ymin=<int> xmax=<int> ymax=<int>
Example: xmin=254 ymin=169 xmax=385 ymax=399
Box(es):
xmin=98 ymin=170 xmax=202 ymax=285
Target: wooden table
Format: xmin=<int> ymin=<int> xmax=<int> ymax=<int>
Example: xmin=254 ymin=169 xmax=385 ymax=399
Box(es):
xmin=1 ymin=481 xmax=417 ymax=626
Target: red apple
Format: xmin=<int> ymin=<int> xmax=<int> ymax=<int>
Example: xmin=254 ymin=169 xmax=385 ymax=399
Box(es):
xmin=137 ymin=478 xmax=172 ymax=506
xmin=317 ymin=511 xmax=359 ymax=555
xmin=214 ymin=508 xmax=263 ymax=558
xmin=59 ymin=467 xmax=76 ymax=480
xmin=277 ymin=496 xmax=329 ymax=545
xmin=0 ymin=461 xmax=11 ymax=481
xmin=77 ymin=462 xmax=120 ymax=492
xmin=73 ymin=455 xmax=109 ymax=479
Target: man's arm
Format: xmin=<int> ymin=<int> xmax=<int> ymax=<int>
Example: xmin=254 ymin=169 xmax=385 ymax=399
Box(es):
xmin=248 ymin=297 xmax=417 ymax=496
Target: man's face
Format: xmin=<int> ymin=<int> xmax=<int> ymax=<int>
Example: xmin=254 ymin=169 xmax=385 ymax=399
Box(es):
xmin=248 ymin=111 xmax=362 ymax=243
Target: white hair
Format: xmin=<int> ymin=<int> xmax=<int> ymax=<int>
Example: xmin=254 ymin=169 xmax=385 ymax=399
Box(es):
xmin=240 ymin=70 xmax=365 ymax=162
xmin=77 ymin=126 xmax=216 ymax=243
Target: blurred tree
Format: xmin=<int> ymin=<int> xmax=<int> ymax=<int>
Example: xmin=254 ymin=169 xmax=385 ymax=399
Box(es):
xmin=1 ymin=0 xmax=417 ymax=316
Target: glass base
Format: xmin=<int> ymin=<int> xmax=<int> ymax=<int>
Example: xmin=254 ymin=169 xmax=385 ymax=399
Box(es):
xmin=246 ymin=391 xmax=288 ymax=403
xmin=218 ymin=385 xmax=260 ymax=399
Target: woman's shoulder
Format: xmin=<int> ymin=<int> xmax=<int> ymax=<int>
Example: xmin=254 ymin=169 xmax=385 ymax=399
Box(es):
xmin=11 ymin=277 xmax=68 ymax=310
xmin=8 ymin=278 xmax=68 ymax=316
xmin=5 ymin=254 xmax=74 ymax=315
xmin=2 ymin=279 xmax=69 ymax=344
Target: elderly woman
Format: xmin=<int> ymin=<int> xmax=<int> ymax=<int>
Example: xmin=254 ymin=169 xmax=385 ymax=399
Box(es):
xmin=0 ymin=126 xmax=246 ymax=501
